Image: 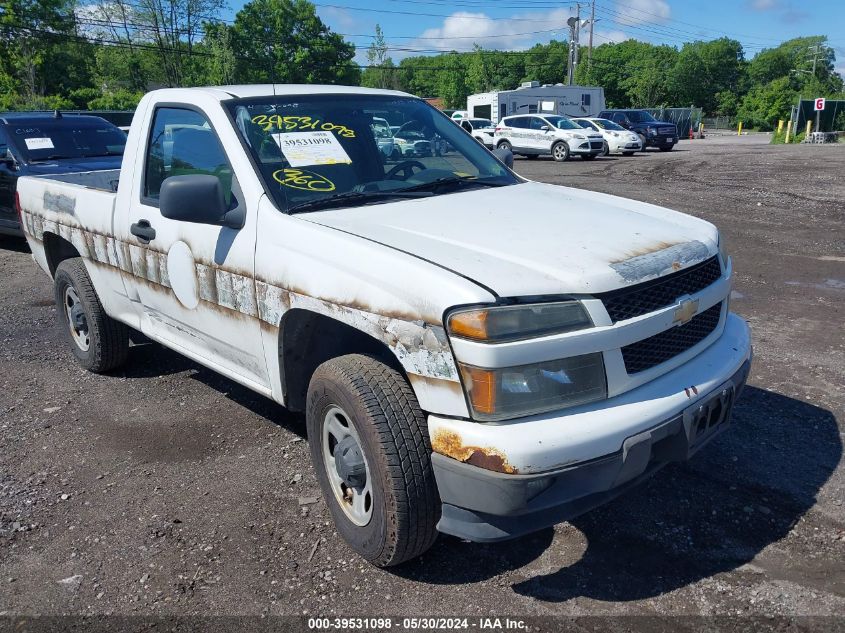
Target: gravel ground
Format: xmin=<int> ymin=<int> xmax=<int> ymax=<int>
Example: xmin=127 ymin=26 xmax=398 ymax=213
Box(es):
xmin=0 ymin=137 xmax=843 ymax=626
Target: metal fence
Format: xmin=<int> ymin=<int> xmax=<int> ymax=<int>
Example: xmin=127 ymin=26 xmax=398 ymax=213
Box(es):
xmin=701 ymin=116 xmax=733 ymax=130
xmin=643 ymin=107 xmax=704 ymax=138
xmin=795 ymin=99 xmax=845 ymax=133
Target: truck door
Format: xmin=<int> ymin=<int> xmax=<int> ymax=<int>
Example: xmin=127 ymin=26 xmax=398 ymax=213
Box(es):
xmin=117 ymin=105 xmax=268 ymax=389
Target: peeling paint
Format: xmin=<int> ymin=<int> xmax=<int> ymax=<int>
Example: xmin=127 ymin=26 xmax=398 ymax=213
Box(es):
xmin=20 ymin=207 xmax=462 ymax=385
xmin=431 ymin=429 xmax=517 ymax=474
xmin=611 ymin=240 xmax=710 ymax=284
xmin=43 ymin=190 xmax=76 ymax=215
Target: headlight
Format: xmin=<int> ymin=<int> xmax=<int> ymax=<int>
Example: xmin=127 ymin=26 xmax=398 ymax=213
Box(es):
xmin=448 ymin=301 xmax=592 ymax=343
xmin=610 ymin=131 xmax=620 ymax=137
xmin=573 ymin=134 xmax=586 ymax=140
xmin=458 ymin=354 xmax=607 ymax=420
xmin=647 ymin=127 xmax=657 ymax=136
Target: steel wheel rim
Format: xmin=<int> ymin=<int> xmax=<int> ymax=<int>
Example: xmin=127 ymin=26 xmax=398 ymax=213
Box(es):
xmin=322 ymin=406 xmax=373 ymax=527
xmin=554 ymin=144 xmax=566 ymax=160
xmin=64 ymin=286 xmax=90 ymax=352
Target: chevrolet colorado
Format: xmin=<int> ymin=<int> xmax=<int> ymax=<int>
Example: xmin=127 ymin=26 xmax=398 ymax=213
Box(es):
xmin=17 ymin=85 xmax=751 ymax=566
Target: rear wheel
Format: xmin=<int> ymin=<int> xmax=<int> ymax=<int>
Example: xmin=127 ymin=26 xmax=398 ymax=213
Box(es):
xmin=551 ymin=141 xmax=569 ymax=162
xmin=496 ymin=140 xmax=512 ymax=152
xmin=601 ymin=141 xmax=610 ymax=156
xmin=53 ymin=258 xmax=128 ymax=373
xmin=306 ymin=354 xmax=440 ymax=567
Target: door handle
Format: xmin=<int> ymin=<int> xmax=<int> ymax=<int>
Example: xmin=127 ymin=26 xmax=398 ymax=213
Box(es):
xmin=130 ymin=219 xmax=156 ymax=244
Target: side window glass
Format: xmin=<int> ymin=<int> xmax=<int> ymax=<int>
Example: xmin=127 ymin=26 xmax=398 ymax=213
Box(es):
xmin=144 ymin=107 xmax=233 ymax=205
xmin=530 ymin=118 xmax=546 ymax=130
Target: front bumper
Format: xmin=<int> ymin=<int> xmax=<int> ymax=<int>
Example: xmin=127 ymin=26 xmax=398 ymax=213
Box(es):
xmin=571 ymin=140 xmax=604 ymax=155
xmin=431 ymin=315 xmax=752 ymax=542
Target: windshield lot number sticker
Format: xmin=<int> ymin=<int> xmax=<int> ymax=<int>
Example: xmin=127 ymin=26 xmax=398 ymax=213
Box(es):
xmin=273 ymin=168 xmax=336 ymax=192
xmin=24 ymin=137 xmax=54 ymax=150
xmin=272 ymin=131 xmax=351 ymax=167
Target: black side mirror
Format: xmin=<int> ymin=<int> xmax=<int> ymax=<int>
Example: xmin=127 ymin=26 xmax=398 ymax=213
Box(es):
xmin=160 ymin=175 xmax=243 ymax=229
xmin=492 ymin=147 xmax=514 ymax=168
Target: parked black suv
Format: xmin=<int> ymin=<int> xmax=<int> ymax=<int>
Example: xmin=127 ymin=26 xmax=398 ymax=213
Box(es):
xmin=0 ymin=113 xmax=126 ymax=237
xmin=597 ymin=109 xmax=678 ymax=152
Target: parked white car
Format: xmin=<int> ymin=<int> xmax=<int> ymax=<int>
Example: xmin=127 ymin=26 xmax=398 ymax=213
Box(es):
xmin=17 ymin=84 xmax=751 ymax=567
xmin=493 ymin=114 xmax=604 ymax=161
xmin=459 ymin=118 xmax=496 ymax=147
xmin=370 ymin=116 xmax=396 ymax=160
xmin=573 ymin=117 xmax=642 ymax=156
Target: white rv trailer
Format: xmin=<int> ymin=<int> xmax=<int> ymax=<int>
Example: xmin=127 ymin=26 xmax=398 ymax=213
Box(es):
xmin=466 ymin=81 xmax=606 ymax=124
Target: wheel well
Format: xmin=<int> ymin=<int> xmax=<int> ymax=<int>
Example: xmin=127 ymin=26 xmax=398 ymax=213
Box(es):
xmin=496 ymin=140 xmax=510 ymax=148
xmin=279 ymin=309 xmax=403 ymax=413
xmin=43 ymin=232 xmax=81 ymax=278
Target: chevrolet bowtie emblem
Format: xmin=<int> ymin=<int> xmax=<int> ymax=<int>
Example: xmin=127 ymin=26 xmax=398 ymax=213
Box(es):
xmin=673 ymin=298 xmax=699 ymax=325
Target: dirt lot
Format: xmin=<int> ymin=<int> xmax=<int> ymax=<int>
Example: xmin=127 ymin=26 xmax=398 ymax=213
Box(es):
xmin=1 ymin=136 xmax=843 ymax=626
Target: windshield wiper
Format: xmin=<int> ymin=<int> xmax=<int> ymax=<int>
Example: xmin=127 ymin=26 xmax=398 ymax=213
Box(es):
xmin=397 ymin=176 xmax=509 ymax=193
xmin=287 ymin=189 xmax=433 ymax=214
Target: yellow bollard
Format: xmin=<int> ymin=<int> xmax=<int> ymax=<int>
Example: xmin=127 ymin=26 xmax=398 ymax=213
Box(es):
xmin=785 ymin=119 xmax=792 ymax=143
xmin=805 ymin=120 xmax=812 ymax=138
xmin=737 ymin=121 xmax=743 ymax=136
xmin=777 ymin=119 xmax=784 ymax=134
xmin=699 ymin=122 xmax=704 ymax=137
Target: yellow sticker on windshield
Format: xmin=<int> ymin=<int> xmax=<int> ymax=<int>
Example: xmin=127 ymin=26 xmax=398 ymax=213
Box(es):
xmin=252 ymin=115 xmax=356 ymax=138
xmin=273 ymin=168 xmax=336 ymax=192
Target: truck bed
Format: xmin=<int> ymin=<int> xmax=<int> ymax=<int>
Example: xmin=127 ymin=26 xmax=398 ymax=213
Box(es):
xmin=34 ymin=169 xmax=121 ymax=193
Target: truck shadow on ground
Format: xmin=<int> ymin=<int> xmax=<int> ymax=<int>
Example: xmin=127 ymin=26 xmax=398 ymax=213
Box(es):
xmin=0 ymin=235 xmax=31 ymax=253
xmin=397 ymin=386 xmax=841 ymax=599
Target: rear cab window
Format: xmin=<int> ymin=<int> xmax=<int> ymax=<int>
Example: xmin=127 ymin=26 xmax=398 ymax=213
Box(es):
xmin=7 ymin=119 xmax=126 ymax=162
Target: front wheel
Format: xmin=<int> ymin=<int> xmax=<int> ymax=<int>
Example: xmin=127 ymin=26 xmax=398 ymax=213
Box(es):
xmin=551 ymin=141 xmax=569 ymax=162
xmin=601 ymin=141 xmax=610 ymax=156
xmin=638 ymin=134 xmax=647 ymax=151
xmin=307 ymin=354 xmax=440 ymax=567
xmin=53 ymin=258 xmax=128 ymax=373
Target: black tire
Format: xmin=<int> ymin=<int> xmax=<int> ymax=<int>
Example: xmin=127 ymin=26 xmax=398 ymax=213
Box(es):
xmin=659 ymin=145 xmax=674 ymax=152
xmin=638 ymin=134 xmax=647 ymax=151
xmin=622 ymin=151 xmax=635 ymax=156
xmin=496 ymin=140 xmax=512 ymax=152
xmin=601 ymin=141 xmax=610 ymax=156
xmin=306 ymin=354 xmax=440 ymax=567
xmin=580 ymin=153 xmax=597 ymax=160
xmin=551 ymin=141 xmax=569 ymax=162
xmin=53 ymin=258 xmax=129 ymax=373
xmin=526 ymin=154 xmax=539 ymax=160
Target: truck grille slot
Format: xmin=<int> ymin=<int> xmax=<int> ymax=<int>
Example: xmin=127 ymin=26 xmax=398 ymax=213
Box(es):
xmin=597 ymin=256 xmax=721 ymax=323
xmin=659 ymin=126 xmax=676 ymax=135
xmin=622 ymin=302 xmax=723 ymax=374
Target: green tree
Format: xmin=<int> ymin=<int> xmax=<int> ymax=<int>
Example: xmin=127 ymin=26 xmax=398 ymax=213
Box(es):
xmin=0 ymin=0 xmax=93 ymax=106
xmin=668 ymin=38 xmax=745 ymax=112
xmin=361 ymin=25 xmax=398 ymax=89
xmin=231 ymin=0 xmax=359 ymax=85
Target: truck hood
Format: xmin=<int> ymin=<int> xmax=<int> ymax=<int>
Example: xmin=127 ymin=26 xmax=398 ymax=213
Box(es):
xmin=304 ymin=181 xmax=718 ymax=297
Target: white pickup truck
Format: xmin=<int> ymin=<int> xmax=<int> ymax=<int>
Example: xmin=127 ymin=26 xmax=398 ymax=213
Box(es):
xmin=17 ymin=85 xmax=752 ymax=567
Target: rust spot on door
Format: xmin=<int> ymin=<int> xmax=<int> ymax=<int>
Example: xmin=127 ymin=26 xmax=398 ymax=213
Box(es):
xmin=431 ymin=429 xmax=517 ymax=474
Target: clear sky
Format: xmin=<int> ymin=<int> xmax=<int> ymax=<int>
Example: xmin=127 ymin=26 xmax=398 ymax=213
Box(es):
xmin=225 ymin=0 xmax=845 ymax=75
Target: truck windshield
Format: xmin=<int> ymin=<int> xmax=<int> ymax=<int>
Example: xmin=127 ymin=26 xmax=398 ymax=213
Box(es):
xmin=626 ymin=111 xmax=657 ymax=123
xmin=543 ymin=116 xmax=581 ymax=130
xmin=9 ymin=119 xmax=126 ymax=162
xmin=591 ymin=119 xmax=626 ymax=131
xmin=226 ymin=95 xmax=518 ymax=213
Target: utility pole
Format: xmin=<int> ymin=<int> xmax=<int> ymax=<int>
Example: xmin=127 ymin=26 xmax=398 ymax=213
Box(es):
xmin=566 ymin=15 xmax=578 ymax=85
xmin=588 ymin=0 xmax=595 ymax=70
xmin=573 ymin=2 xmax=581 ymax=71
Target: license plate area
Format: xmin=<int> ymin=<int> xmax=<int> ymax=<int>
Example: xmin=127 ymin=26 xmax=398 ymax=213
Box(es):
xmin=667 ymin=137 xmax=674 ymax=143
xmin=683 ymin=381 xmax=735 ymax=454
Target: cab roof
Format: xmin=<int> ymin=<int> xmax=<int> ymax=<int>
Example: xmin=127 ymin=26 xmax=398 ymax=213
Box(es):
xmin=150 ymin=84 xmax=416 ymax=101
